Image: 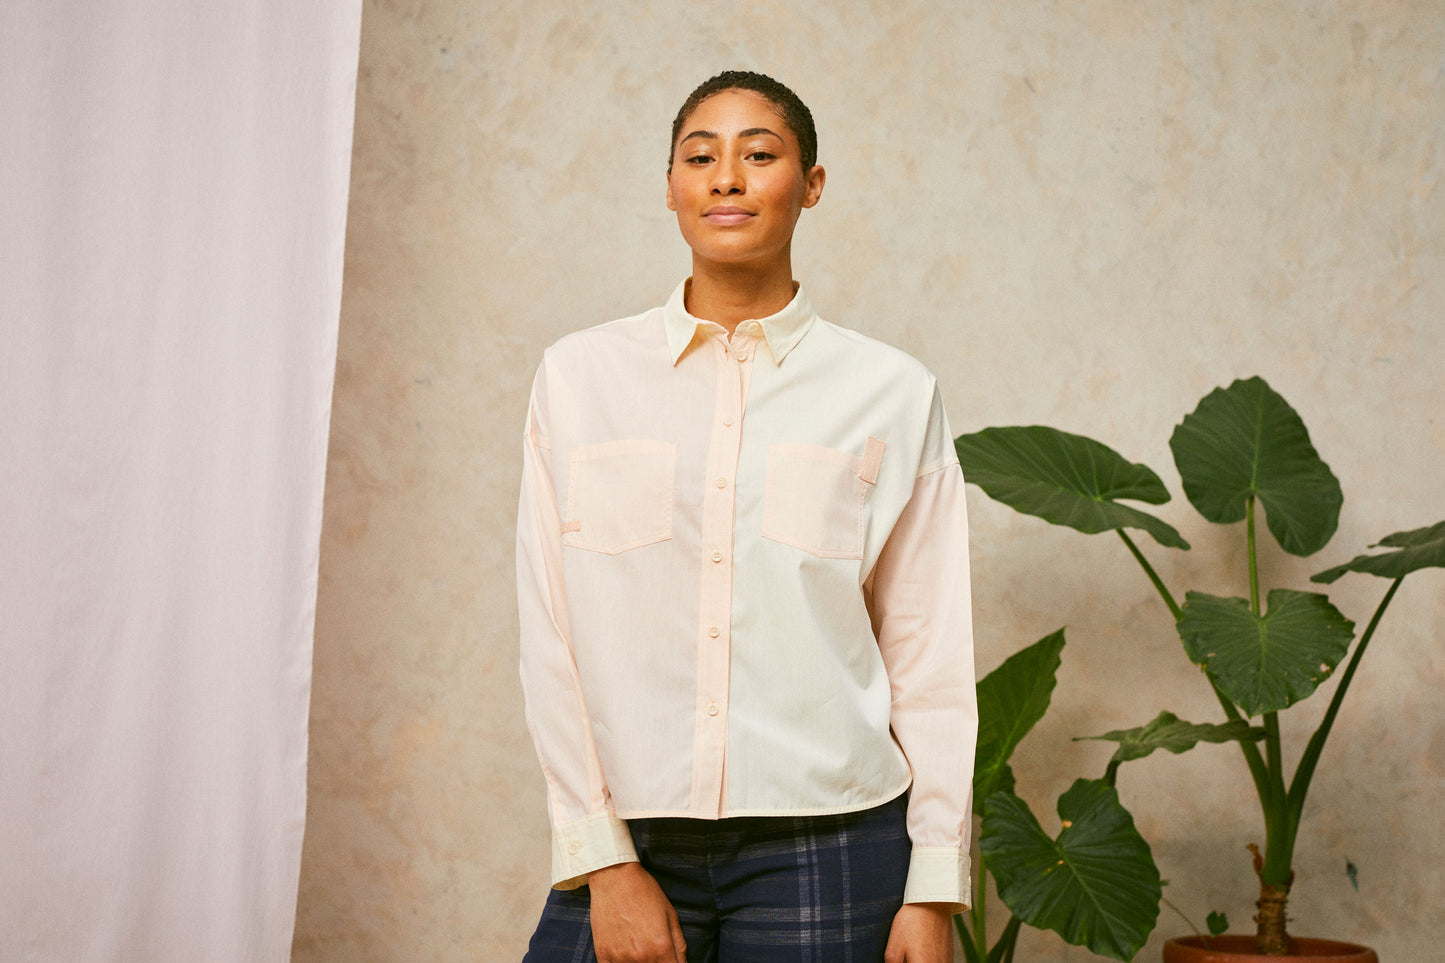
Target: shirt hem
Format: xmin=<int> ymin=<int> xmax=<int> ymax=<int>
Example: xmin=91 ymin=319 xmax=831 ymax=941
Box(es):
xmin=613 ymin=775 xmax=913 ymax=821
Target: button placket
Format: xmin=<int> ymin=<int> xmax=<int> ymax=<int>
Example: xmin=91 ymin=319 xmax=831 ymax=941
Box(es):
xmin=689 ymin=335 xmax=746 ymax=814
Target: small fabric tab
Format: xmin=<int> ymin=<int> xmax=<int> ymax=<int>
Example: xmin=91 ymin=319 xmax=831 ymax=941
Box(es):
xmin=858 ymin=436 xmax=886 ymax=486
xmin=560 ymin=519 xmax=582 ymax=534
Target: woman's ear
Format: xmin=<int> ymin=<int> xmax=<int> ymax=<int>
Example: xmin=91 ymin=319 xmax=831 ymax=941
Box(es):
xmin=665 ymin=170 xmax=677 ymax=212
xmin=802 ymin=165 xmax=826 ymax=209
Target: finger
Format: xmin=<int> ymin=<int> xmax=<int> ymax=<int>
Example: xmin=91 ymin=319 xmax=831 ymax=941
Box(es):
xmin=668 ymin=908 xmax=687 ymax=962
xmin=881 ymin=928 xmax=907 ymax=963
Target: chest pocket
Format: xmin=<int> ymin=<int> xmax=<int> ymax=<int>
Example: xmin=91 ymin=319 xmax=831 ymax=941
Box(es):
xmin=761 ymin=436 xmax=885 ymax=560
xmin=564 ymin=439 xmax=677 ymax=555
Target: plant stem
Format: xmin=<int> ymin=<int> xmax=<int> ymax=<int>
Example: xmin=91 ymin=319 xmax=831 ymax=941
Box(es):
xmin=1259 ymin=711 xmax=1291 ymax=885
xmin=1243 ymin=495 xmax=1295 ymax=946
xmin=1116 ymin=528 xmax=1271 ymax=787
xmin=1117 ymin=530 xmax=1182 ymax=620
xmin=1288 ymin=578 xmax=1404 ymax=815
xmin=1246 ymin=497 xmax=1261 ymax=615
xmin=991 ymin=916 xmax=1023 ymax=963
xmin=972 ymin=857 xmax=990 ymax=962
xmin=1213 ymin=689 xmax=1271 ymax=793
xmin=1242 ymin=495 xmax=1282 ymax=869
xmin=955 ymin=915 xmax=981 ymax=963
xmin=1263 ymin=713 xmax=1284 ymax=800
xmin=1160 ymin=894 xmax=1204 ymax=942
xmin=1255 ymin=882 xmax=1291 ymax=954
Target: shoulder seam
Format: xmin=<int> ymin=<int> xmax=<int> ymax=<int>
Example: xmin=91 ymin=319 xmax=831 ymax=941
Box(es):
xmin=917 ymin=456 xmax=959 ymax=479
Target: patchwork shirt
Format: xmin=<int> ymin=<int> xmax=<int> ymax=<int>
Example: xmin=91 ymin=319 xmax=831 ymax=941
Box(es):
xmin=517 ymin=279 xmax=978 ymax=907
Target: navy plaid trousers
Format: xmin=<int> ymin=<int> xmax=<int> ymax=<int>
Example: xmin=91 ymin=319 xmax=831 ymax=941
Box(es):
xmin=523 ymin=792 xmax=911 ymax=962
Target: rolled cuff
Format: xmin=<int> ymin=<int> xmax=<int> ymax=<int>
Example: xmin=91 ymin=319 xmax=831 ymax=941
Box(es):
xmin=902 ymin=845 xmax=971 ymax=912
xmin=550 ymin=809 xmax=638 ymax=890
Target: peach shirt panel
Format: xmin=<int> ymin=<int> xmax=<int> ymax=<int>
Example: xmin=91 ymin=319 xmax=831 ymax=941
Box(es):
xmin=517 ymin=281 xmax=978 ymax=909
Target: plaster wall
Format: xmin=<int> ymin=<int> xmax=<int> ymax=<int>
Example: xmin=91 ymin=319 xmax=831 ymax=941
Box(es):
xmin=293 ymin=1 xmax=1445 ymax=959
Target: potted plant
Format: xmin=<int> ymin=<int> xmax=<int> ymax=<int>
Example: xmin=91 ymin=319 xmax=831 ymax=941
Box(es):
xmin=960 ymin=628 xmax=1261 ymax=962
xmin=954 ymin=376 xmax=1442 ymax=958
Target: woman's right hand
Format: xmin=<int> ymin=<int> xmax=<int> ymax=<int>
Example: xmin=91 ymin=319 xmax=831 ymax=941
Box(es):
xmin=586 ymin=862 xmax=687 ymax=963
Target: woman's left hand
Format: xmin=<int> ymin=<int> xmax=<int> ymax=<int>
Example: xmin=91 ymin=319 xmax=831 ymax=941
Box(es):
xmin=883 ymin=902 xmax=956 ymax=962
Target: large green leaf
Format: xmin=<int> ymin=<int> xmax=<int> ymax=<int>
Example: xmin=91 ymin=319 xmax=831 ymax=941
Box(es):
xmin=1079 ymin=711 xmax=1265 ymax=772
xmin=973 ymin=630 xmax=1066 ymax=815
xmin=982 ymin=780 xmax=1161 ymax=962
xmin=1177 ymin=590 xmax=1355 ymax=716
xmin=955 ymin=426 xmax=1189 ymax=549
xmin=1168 ymin=377 xmax=1342 ymax=556
xmin=1312 ymin=519 xmax=1445 ymax=584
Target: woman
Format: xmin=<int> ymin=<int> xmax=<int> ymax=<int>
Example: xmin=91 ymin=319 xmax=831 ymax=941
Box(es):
xmin=517 ymin=70 xmax=977 ymax=962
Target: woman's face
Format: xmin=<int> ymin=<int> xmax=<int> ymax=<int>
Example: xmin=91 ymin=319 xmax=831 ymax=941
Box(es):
xmin=666 ymin=89 xmax=825 ymax=272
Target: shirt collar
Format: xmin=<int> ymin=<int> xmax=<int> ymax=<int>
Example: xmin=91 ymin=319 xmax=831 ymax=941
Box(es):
xmin=663 ymin=279 xmax=817 ymax=366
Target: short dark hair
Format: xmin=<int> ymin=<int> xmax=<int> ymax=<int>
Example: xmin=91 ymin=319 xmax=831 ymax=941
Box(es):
xmin=668 ymin=70 xmax=817 ymax=172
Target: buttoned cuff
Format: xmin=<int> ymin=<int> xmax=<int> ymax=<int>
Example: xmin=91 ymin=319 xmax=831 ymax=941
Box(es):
xmin=902 ymin=846 xmax=971 ymax=912
xmin=550 ymin=810 xmax=638 ymax=890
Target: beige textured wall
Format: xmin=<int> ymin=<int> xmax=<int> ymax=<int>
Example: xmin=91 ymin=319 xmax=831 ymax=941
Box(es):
xmin=294 ymin=1 xmax=1445 ymax=959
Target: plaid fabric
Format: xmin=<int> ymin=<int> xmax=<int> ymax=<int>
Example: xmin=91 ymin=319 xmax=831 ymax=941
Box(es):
xmin=523 ymin=793 xmax=910 ymax=962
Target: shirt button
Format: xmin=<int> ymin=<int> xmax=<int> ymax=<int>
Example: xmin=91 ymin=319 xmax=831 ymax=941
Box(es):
xmin=705 ymin=702 xmax=719 ymax=717
xmin=710 ymin=550 xmax=723 ymax=563
xmin=567 ymin=841 xmax=582 ymax=855
xmin=736 ymin=352 xmax=748 ymax=362
xmin=708 ymin=626 xmax=720 ymax=638
xmin=723 ymin=415 xmax=735 ymax=427
xmin=715 ymin=476 xmax=727 ymax=489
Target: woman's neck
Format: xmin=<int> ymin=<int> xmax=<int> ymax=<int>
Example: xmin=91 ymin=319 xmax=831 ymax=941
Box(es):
xmin=685 ymin=259 xmax=797 ymax=335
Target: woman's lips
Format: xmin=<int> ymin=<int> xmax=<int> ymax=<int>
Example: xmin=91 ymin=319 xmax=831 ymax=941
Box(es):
xmin=704 ymin=208 xmax=753 ymax=226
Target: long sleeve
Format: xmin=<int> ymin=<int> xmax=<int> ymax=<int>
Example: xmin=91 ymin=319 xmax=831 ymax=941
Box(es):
xmin=864 ymin=441 xmax=978 ymax=910
xmin=516 ymin=362 xmax=637 ymax=888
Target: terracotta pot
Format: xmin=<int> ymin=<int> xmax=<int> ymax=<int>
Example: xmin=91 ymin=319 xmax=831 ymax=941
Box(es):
xmin=1162 ymin=935 xmax=1378 ymax=962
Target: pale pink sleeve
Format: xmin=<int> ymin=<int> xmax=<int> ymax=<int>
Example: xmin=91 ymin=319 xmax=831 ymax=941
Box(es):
xmin=516 ymin=362 xmax=637 ymax=888
xmin=865 ymin=460 xmax=978 ymax=911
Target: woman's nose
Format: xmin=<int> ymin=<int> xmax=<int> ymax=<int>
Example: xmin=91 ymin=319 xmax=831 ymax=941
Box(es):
xmin=710 ymin=156 xmax=743 ymax=194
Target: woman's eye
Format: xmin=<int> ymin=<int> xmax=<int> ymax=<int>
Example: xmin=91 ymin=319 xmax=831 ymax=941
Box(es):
xmin=747 ymin=151 xmax=775 ymax=162
xmin=685 ymin=155 xmax=713 ymax=165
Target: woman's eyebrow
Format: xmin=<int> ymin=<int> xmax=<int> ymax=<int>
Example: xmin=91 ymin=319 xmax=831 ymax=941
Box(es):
xmin=680 ymin=127 xmax=784 ymax=145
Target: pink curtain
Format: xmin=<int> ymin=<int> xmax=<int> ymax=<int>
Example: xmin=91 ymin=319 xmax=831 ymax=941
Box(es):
xmin=0 ymin=2 xmax=360 ymax=960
